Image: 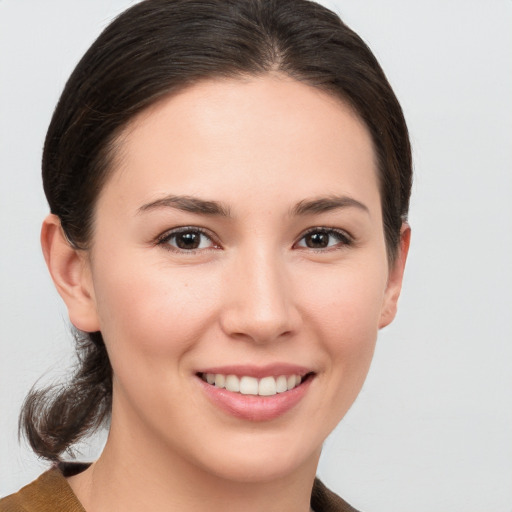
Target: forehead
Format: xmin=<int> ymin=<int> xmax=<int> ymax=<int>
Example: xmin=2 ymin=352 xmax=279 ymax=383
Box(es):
xmin=103 ymin=75 xmax=380 ymax=215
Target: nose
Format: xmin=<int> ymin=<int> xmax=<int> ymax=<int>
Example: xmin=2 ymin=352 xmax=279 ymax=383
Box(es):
xmin=219 ymin=248 xmax=300 ymax=344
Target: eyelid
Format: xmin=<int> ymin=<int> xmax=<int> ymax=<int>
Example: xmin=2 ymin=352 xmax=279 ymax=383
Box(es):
xmin=154 ymin=225 xmax=352 ymax=253
xmin=155 ymin=226 xmax=221 ymax=252
xmin=294 ymin=226 xmax=353 ymax=250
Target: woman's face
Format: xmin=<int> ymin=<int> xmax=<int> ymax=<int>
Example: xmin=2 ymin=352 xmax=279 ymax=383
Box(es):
xmin=74 ymin=75 xmax=407 ymax=482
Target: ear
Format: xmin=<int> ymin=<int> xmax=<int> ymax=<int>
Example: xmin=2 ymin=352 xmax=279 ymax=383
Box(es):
xmin=379 ymin=223 xmax=411 ymax=329
xmin=41 ymin=214 xmax=100 ymax=333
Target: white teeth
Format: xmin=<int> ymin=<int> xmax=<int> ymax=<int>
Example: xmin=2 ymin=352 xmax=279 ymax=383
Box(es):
xmin=225 ymin=374 xmax=240 ymax=392
xmin=258 ymin=376 xmax=277 ymax=396
xmin=276 ymin=375 xmax=288 ymax=393
xmin=214 ymin=374 xmax=225 ymax=388
xmin=240 ymin=376 xmax=259 ymax=395
xmin=202 ymin=373 xmax=305 ymax=396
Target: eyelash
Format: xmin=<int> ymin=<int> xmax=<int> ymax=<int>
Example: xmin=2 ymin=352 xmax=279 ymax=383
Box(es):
xmin=155 ymin=226 xmax=353 ymax=253
xmin=294 ymin=227 xmax=353 ymax=252
xmin=156 ymin=226 xmax=220 ymax=253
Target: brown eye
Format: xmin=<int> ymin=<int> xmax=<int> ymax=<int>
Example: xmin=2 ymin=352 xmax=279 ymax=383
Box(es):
xmin=296 ymin=228 xmax=351 ymax=250
xmin=304 ymin=231 xmax=330 ymax=249
xmin=158 ymin=228 xmax=217 ymax=252
xmin=175 ymin=231 xmax=201 ymax=249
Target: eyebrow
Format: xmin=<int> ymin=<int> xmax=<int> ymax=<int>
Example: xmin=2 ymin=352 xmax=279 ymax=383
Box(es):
xmin=290 ymin=195 xmax=370 ymax=216
xmin=138 ymin=195 xmax=232 ymax=217
xmin=137 ymin=194 xmax=369 ymax=218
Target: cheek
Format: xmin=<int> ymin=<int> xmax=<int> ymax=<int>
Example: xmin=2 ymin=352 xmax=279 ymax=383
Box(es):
xmin=301 ymin=260 xmax=386 ymax=333
xmin=297 ymin=259 xmax=387 ymax=376
xmin=91 ymin=255 xmax=221 ymax=363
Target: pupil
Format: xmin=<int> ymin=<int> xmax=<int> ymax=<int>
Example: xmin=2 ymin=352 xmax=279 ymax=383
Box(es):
xmin=307 ymin=232 xmax=329 ymax=248
xmin=177 ymin=232 xmax=200 ymax=249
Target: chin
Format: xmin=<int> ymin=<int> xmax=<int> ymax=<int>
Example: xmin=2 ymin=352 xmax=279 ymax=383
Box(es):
xmin=200 ymin=446 xmax=319 ymax=484
xmin=182 ymin=424 xmax=324 ymax=485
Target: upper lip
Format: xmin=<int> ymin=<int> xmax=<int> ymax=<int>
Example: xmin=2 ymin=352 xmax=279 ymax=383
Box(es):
xmin=196 ymin=363 xmax=312 ymax=379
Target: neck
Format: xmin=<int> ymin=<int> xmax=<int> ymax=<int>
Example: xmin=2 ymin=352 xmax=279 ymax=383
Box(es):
xmin=68 ymin=414 xmax=320 ymax=512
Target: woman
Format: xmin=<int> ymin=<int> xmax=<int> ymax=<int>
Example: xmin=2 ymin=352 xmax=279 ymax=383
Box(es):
xmin=0 ymin=0 xmax=411 ymax=511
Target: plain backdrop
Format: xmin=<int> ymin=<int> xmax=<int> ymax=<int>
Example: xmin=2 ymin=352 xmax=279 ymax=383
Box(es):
xmin=1 ymin=1 xmax=511 ymax=511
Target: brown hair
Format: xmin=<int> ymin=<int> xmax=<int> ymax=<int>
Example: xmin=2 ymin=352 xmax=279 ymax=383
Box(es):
xmin=21 ymin=0 xmax=412 ymax=461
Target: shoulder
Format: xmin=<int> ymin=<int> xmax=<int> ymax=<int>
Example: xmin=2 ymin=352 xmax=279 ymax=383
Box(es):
xmin=0 ymin=465 xmax=86 ymax=512
xmin=311 ymin=478 xmax=362 ymax=512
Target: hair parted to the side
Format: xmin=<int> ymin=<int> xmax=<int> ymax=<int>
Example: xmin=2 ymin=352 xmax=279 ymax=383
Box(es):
xmin=21 ymin=0 xmax=412 ymax=462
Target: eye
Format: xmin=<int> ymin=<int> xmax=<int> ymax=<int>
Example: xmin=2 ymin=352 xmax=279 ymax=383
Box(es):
xmin=157 ymin=227 xmax=218 ymax=252
xmin=295 ymin=228 xmax=352 ymax=251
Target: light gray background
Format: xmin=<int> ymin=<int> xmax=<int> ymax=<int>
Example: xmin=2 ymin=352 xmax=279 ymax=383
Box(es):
xmin=1 ymin=1 xmax=511 ymax=510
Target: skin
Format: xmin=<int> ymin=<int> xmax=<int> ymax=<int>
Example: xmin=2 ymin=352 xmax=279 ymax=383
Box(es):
xmin=42 ymin=74 xmax=410 ymax=512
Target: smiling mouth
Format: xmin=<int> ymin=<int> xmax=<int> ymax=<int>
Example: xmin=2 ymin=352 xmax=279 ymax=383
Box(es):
xmin=198 ymin=372 xmax=313 ymax=397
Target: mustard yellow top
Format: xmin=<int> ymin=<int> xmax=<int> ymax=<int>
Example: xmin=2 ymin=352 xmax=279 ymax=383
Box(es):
xmin=0 ymin=466 xmax=85 ymax=512
xmin=0 ymin=463 xmax=360 ymax=512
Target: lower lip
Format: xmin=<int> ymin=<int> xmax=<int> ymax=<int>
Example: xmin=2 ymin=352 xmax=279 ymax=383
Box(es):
xmin=198 ymin=376 xmax=313 ymax=422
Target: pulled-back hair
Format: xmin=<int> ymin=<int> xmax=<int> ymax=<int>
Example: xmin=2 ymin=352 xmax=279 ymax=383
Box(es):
xmin=21 ymin=0 xmax=412 ymax=461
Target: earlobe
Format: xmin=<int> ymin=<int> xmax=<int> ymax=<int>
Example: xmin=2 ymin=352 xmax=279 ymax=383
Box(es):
xmin=379 ymin=223 xmax=411 ymax=329
xmin=41 ymin=214 xmax=100 ymax=333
